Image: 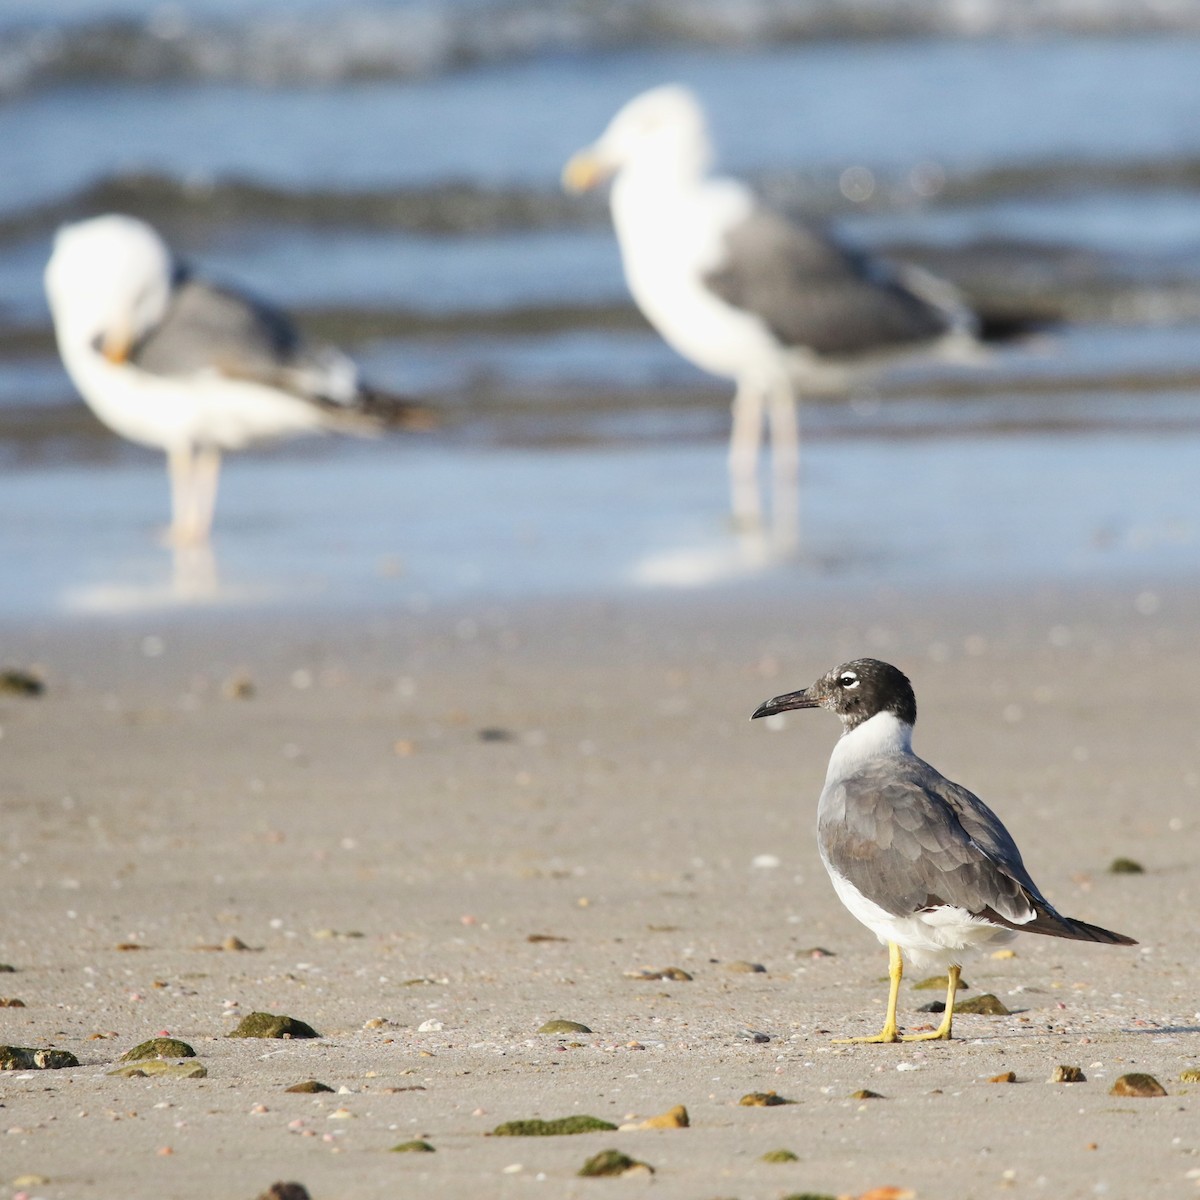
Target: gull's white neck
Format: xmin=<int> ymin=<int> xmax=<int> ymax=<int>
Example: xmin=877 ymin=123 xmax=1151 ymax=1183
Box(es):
xmin=825 ymin=710 xmax=913 ymax=784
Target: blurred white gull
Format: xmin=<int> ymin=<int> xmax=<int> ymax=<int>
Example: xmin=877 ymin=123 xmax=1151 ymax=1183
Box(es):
xmin=45 ymin=214 xmax=431 ymax=545
xmin=563 ymin=84 xmax=976 ymax=528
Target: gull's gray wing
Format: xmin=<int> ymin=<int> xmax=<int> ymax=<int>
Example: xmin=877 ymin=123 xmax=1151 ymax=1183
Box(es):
xmin=701 ymin=208 xmax=957 ymax=358
xmin=130 ymin=276 xmax=356 ymax=405
xmin=819 ymin=758 xmax=1135 ymax=944
xmin=128 ymin=274 xmax=432 ymax=429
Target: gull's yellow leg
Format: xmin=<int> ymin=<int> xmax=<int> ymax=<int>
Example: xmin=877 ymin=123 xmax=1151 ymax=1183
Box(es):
xmin=834 ymin=940 xmax=902 ymax=1044
xmin=903 ymin=963 xmax=960 ymax=1042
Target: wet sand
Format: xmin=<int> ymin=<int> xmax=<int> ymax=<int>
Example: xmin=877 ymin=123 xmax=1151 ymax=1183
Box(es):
xmin=2 ymin=574 xmax=1198 ymax=1199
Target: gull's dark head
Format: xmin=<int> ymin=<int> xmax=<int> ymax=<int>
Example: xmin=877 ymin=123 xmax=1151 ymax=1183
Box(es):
xmin=751 ymin=658 xmax=917 ymax=732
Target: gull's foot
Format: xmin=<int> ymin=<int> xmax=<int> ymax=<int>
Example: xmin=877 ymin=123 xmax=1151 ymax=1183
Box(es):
xmin=832 ymin=1029 xmax=900 ymax=1045
xmin=901 ymin=1029 xmax=952 ymax=1042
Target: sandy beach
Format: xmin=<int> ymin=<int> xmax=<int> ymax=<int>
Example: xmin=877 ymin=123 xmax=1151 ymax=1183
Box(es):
xmin=2 ymin=573 xmax=1198 ymax=1200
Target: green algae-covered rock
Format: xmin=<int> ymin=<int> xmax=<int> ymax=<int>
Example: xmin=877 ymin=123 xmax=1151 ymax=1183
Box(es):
xmin=227 ymin=1012 xmax=319 ymax=1039
xmin=954 ymin=993 xmax=1011 ymax=1016
xmin=762 ymin=1148 xmax=800 ymax=1162
xmin=120 ymin=1037 xmax=196 ymax=1062
xmin=578 ymin=1149 xmax=653 ymax=1177
xmin=0 ymin=1045 xmax=79 ymax=1070
xmin=390 ymin=1140 xmax=435 ymax=1153
xmin=913 ymin=974 xmax=970 ymax=991
xmin=492 ymin=1114 xmax=617 ymax=1136
xmin=538 ymin=1019 xmax=592 ymax=1034
xmin=109 ymin=1060 xmax=207 ymax=1079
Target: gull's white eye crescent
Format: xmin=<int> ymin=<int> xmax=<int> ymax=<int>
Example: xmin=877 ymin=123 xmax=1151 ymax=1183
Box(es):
xmin=839 ymin=672 xmax=859 ymax=688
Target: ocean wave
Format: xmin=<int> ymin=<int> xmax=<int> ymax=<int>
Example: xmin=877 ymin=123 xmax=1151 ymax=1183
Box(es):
xmin=3 ymin=0 xmax=1200 ymax=96
xmin=7 ymin=156 xmax=1200 ymax=244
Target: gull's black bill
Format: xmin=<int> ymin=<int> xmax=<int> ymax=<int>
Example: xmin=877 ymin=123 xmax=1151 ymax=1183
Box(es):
xmin=751 ymin=689 xmax=819 ymax=720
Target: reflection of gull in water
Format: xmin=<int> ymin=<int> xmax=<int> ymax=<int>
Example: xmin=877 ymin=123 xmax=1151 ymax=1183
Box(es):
xmin=564 ymin=85 xmax=976 ymax=531
xmin=630 ymin=520 xmax=790 ymax=589
xmin=62 ymin=543 xmax=242 ymax=615
xmin=44 ymin=214 xmax=432 ymax=546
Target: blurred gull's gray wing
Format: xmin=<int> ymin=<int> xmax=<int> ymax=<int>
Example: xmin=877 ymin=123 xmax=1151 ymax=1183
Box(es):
xmin=820 ymin=759 xmax=1135 ymax=944
xmin=701 ymin=208 xmax=957 ymax=358
xmin=130 ymin=277 xmax=359 ymax=407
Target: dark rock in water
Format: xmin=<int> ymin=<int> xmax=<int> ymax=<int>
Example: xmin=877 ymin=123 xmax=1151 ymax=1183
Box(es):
xmin=286 ymin=1080 xmax=334 ymax=1093
xmin=492 ymin=1114 xmax=617 ymax=1136
xmin=0 ymin=1045 xmax=79 ymax=1070
xmin=1108 ymin=857 xmax=1145 ymax=874
xmin=0 ymin=669 xmax=43 ymax=696
xmin=1050 ymin=1065 xmax=1086 ymax=1083
xmin=257 ymin=1185 xmax=311 ymax=1200
xmin=537 ymin=1019 xmax=592 ymax=1034
xmin=761 ymin=1148 xmax=800 ymax=1162
xmin=1109 ymin=1072 xmax=1167 ymax=1097
xmin=228 ymin=1012 xmax=319 ymax=1039
xmin=954 ymin=993 xmax=1010 ymax=1016
xmin=739 ymin=1090 xmax=790 ymax=1106
xmin=120 ymin=1037 xmax=196 ymax=1062
xmin=390 ymin=1140 xmax=435 ymax=1152
xmin=578 ymin=1149 xmax=653 ymax=1177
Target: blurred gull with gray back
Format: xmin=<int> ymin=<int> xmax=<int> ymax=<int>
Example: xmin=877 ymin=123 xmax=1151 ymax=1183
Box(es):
xmin=45 ymin=214 xmax=432 ymax=546
xmin=563 ymin=84 xmax=976 ymax=531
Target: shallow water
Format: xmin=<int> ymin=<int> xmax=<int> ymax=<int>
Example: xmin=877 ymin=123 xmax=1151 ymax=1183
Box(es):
xmin=3 ymin=425 xmax=1197 ymax=622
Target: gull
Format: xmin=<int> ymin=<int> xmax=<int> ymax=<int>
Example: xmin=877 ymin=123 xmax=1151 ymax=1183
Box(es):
xmin=563 ymin=84 xmax=974 ymax=528
xmin=752 ymin=658 xmax=1135 ymax=1042
xmin=45 ymin=213 xmax=431 ymax=545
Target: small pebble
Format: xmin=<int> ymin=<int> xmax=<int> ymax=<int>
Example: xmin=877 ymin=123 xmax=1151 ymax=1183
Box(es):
xmin=1108 ymin=857 xmax=1145 ymax=874
xmin=912 ymin=974 xmax=970 ymax=991
xmin=120 ymin=1038 xmax=196 ymax=1062
xmin=0 ymin=999 xmax=25 ymax=1008
xmin=391 ymin=1140 xmax=435 ymax=1153
xmin=1050 ymin=1065 xmax=1086 ymax=1083
xmin=537 ymin=1020 xmax=592 ymax=1035
xmin=737 ymin=1029 xmax=771 ymax=1043
xmin=621 ymin=1104 xmax=688 ymax=1130
xmin=0 ymin=669 xmax=43 ymax=697
xmin=228 ymin=1012 xmax=319 ymax=1039
xmin=953 ymin=994 xmax=1011 ymax=1016
xmin=623 ymin=966 xmax=692 ymax=981
xmin=739 ymin=1090 xmax=789 ymax=1107
xmin=285 ymin=1081 xmax=334 ymax=1094
xmin=989 ymin=1071 xmax=1017 ymax=1084
xmin=761 ymin=1148 xmax=799 ymax=1163
xmin=257 ymin=1186 xmax=312 ymax=1200
xmin=851 ymin=1089 xmax=884 ymax=1099
xmin=578 ymin=1149 xmax=653 ymax=1177
xmin=1179 ymin=1068 xmax=1200 ymax=1083
xmin=725 ymin=960 xmax=766 ymax=974
xmin=1109 ymin=1072 xmax=1166 ymax=1097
